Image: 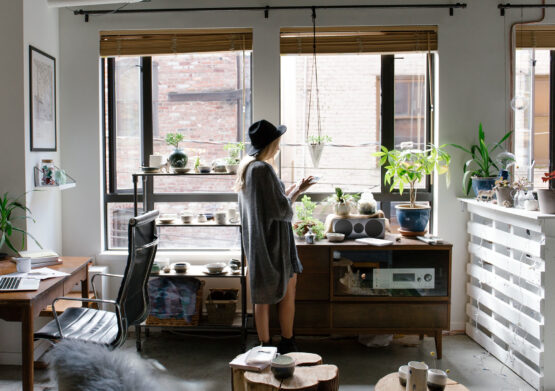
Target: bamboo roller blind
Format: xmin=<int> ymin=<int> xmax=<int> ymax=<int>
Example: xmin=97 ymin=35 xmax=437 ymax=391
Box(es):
xmin=516 ymin=25 xmax=555 ymax=48
xmin=100 ymin=29 xmax=253 ymax=56
xmin=280 ymin=26 xmax=437 ymax=54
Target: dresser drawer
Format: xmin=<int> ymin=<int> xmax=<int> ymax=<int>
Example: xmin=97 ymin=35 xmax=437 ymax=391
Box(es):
xmin=297 ymin=247 xmax=329 ymax=273
xmin=297 ymin=272 xmax=329 ymax=300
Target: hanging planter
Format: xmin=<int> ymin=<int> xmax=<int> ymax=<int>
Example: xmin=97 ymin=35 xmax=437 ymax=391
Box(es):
xmin=308 ymin=143 xmax=324 ymax=168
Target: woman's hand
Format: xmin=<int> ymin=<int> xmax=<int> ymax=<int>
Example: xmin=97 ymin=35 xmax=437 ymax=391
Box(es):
xmin=289 ymin=176 xmax=315 ymax=203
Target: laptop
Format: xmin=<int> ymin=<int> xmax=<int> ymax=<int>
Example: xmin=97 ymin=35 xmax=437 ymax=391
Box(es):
xmin=0 ymin=276 xmax=40 ymax=291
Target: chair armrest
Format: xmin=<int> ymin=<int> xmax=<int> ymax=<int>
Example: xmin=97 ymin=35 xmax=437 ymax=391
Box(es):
xmin=91 ymin=273 xmax=123 ymax=300
xmin=51 ymin=297 xmax=121 ymax=339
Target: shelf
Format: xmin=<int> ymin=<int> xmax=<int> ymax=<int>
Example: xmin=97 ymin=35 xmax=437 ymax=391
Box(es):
xmin=156 ymin=221 xmax=241 ymax=227
xmin=133 ymin=172 xmax=235 ymax=177
xmin=151 ymin=265 xmax=246 ymax=278
xmin=143 ymin=313 xmax=248 ymax=330
xmin=35 ymin=183 xmax=76 ymax=191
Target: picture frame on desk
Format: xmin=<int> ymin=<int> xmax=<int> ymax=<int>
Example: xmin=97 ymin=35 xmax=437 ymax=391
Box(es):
xmin=29 ymin=45 xmax=57 ymax=152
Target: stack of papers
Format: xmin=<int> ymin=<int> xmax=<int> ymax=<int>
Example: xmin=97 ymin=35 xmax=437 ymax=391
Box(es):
xmin=229 ymin=346 xmax=277 ymax=372
xmin=16 ymin=250 xmax=62 ymax=268
xmin=5 ymin=267 xmax=69 ymax=280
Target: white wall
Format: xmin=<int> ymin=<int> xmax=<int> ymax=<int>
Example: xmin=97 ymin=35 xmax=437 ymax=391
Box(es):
xmin=57 ymin=0 xmax=550 ymax=333
xmin=0 ymin=0 xmax=61 ymax=365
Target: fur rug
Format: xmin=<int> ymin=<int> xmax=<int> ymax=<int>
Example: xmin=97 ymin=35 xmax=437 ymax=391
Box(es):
xmin=47 ymin=339 xmax=189 ymax=391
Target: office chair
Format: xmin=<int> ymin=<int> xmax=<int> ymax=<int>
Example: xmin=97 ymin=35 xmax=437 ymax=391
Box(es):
xmin=35 ymin=210 xmax=159 ymax=350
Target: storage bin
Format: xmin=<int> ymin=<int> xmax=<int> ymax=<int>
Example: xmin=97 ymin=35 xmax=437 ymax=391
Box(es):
xmin=146 ymin=278 xmax=204 ymax=327
xmin=205 ymin=288 xmax=238 ymax=325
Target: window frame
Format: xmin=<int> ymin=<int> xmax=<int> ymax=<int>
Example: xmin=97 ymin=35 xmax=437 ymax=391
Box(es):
xmin=102 ymin=52 xmax=435 ymax=250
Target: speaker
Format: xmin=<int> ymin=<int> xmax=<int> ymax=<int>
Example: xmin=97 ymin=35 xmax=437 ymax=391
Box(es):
xmin=331 ymin=217 xmax=386 ymax=239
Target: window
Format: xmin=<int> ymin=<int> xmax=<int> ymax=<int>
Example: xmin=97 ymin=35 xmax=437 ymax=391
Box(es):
xmin=279 ymin=28 xmax=435 ymax=227
xmin=103 ymin=29 xmax=252 ymax=250
xmin=514 ymin=25 xmax=555 ymax=189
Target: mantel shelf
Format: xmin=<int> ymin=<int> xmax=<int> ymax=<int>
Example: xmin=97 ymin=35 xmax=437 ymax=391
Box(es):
xmin=459 ymin=197 xmax=555 ymax=220
xmin=35 ymin=183 xmax=76 ymax=191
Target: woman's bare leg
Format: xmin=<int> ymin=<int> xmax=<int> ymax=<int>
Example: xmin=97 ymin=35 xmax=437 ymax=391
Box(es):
xmin=277 ymin=274 xmax=297 ymax=339
xmin=254 ymin=304 xmax=270 ymax=343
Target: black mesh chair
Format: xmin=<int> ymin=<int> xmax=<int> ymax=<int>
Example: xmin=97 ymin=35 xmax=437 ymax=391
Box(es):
xmin=35 ymin=210 xmax=159 ymax=350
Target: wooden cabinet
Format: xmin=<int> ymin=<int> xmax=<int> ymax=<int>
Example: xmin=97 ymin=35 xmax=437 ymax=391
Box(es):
xmin=284 ymin=237 xmax=452 ymax=358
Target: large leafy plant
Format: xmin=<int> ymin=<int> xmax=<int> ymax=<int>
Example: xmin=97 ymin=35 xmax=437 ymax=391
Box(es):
xmin=374 ymin=144 xmax=450 ymax=208
xmin=292 ymin=195 xmax=325 ymax=240
xmin=0 ymin=193 xmax=41 ymax=255
xmin=450 ymin=123 xmax=512 ymax=195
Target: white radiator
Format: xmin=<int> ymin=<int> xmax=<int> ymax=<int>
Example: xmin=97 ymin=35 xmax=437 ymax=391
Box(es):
xmin=461 ymin=199 xmax=555 ymax=390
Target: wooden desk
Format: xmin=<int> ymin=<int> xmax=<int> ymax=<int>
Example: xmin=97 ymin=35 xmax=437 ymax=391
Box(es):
xmin=0 ymin=257 xmax=92 ymax=391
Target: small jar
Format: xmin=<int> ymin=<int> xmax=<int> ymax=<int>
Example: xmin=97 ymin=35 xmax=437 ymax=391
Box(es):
xmin=40 ymin=159 xmax=55 ymax=186
xmin=304 ymin=226 xmax=316 ymax=244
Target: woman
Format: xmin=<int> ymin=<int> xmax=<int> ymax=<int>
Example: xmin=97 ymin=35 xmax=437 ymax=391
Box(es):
xmin=236 ymin=119 xmax=314 ymax=354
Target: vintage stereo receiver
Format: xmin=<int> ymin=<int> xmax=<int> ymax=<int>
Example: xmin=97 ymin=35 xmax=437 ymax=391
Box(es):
xmin=331 ymin=217 xmax=386 ymax=239
xmin=372 ymin=268 xmax=435 ymax=289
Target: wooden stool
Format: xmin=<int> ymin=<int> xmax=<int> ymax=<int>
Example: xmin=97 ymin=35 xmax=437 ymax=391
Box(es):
xmin=232 ymin=352 xmax=339 ymax=391
xmin=375 ymin=373 xmax=470 ymax=391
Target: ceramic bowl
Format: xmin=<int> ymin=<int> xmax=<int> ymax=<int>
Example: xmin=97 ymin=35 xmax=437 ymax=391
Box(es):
xmin=140 ymin=166 xmax=160 ymax=173
xmin=151 ymin=263 xmax=160 ymax=274
xmin=206 ymin=262 xmax=226 ymax=273
xmin=326 ymin=232 xmax=345 ymax=242
xmin=427 ymin=369 xmax=447 ymax=391
xmin=212 ymin=165 xmax=227 ymax=173
xmin=199 ymin=166 xmax=211 ymax=174
xmin=180 ymin=213 xmax=193 ymax=223
xmin=271 ymin=355 xmax=295 ymax=379
xmin=173 ymin=262 xmax=190 ymax=273
xmin=225 ymin=164 xmax=239 ymax=174
xmin=158 ymin=214 xmax=177 ymax=224
xmin=173 ymin=167 xmax=190 ymax=174
xmin=398 ymin=365 xmax=408 ymax=387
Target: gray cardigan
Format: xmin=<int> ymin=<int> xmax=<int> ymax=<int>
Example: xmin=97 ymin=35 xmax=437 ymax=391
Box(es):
xmin=238 ymin=161 xmax=303 ymax=304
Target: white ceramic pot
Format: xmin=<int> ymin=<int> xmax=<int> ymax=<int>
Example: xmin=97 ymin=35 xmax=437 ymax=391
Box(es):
xmin=225 ymin=164 xmax=239 ymax=174
xmin=406 ymin=361 xmax=428 ymax=391
xmin=334 ymin=202 xmax=350 ymax=217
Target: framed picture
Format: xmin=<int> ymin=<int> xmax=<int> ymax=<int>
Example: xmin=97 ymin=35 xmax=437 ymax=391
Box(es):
xmin=29 ymin=45 xmax=56 ymax=151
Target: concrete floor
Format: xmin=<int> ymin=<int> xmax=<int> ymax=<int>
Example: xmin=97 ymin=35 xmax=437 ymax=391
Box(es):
xmin=0 ymin=333 xmax=535 ymax=391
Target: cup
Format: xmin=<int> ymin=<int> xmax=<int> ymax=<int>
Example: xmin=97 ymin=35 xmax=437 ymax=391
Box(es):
xmin=227 ymin=208 xmax=238 ymax=222
xmin=181 ymin=213 xmax=193 ymax=224
xmin=215 ymin=212 xmax=227 ymax=225
xmin=149 ymin=154 xmax=163 ymax=168
xmin=406 ymin=361 xmax=428 ymax=391
xmin=197 ymin=214 xmax=207 ymax=223
xmin=427 ymin=369 xmax=448 ymax=391
xmin=15 ymin=257 xmax=31 ymax=273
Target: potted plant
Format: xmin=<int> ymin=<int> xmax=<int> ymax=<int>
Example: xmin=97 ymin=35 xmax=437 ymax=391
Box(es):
xmin=538 ymin=170 xmax=555 ymax=213
xmin=0 ymin=193 xmax=41 ymax=258
xmin=450 ymin=123 xmax=512 ymax=196
xmin=292 ymin=195 xmax=325 ymax=240
xmin=493 ymin=178 xmax=513 ymax=207
xmin=374 ymin=144 xmax=450 ymax=235
xmin=165 ymin=133 xmax=188 ymax=169
xmin=328 ymin=187 xmax=359 ymax=217
xmin=307 ymin=135 xmax=331 ymax=169
xmin=223 ymin=142 xmax=245 ymax=174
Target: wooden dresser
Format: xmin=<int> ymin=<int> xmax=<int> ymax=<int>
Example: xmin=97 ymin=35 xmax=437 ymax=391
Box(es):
xmin=271 ymin=236 xmax=452 ymax=358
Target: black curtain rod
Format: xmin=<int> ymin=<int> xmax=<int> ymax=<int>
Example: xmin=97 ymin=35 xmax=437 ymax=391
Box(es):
xmin=499 ymin=3 xmax=555 ymax=16
xmin=74 ymin=3 xmax=467 ymax=22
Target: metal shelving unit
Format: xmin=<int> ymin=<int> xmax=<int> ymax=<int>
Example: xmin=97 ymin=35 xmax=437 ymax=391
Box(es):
xmin=132 ymin=172 xmax=248 ymax=352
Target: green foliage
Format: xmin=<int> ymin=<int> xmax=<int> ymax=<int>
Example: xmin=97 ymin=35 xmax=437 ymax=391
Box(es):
xmin=165 ymin=133 xmax=184 ymax=149
xmin=328 ymin=187 xmax=360 ymax=205
xmin=374 ymin=144 xmax=451 ymax=208
xmin=307 ymin=135 xmax=332 ymax=144
xmin=293 ymin=195 xmax=325 ymax=240
xmin=0 ymin=193 xmax=41 ymax=255
xmin=224 ymin=142 xmax=245 ymax=165
xmin=194 ymin=156 xmax=201 ymax=170
xmin=449 ymin=123 xmax=512 ymax=195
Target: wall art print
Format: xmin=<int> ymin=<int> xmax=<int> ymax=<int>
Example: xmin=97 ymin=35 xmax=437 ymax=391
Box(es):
xmin=30 ymin=45 xmax=56 ymax=151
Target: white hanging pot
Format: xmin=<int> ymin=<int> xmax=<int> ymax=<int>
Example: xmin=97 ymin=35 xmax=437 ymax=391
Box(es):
xmin=308 ymin=143 xmax=325 ymax=168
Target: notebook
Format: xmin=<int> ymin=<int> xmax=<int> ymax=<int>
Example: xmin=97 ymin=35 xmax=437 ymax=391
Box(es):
xmin=0 ymin=276 xmax=40 ymax=291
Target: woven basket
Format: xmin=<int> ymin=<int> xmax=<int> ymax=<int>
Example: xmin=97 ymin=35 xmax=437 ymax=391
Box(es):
xmin=146 ymin=280 xmax=204 ymax=327
xmin=206 ymin=288 xmax=238 ymax=325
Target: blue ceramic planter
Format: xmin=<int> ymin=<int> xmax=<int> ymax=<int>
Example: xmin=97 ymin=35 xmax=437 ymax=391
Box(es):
xmin=471 ymin=177 xmax=497 ymax=197
xmin=396 ymin=205 xmax=430 ymax=233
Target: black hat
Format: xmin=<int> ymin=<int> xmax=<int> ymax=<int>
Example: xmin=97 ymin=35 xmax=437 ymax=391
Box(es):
xmin=247 ymin=120 xmax=287 ymax=156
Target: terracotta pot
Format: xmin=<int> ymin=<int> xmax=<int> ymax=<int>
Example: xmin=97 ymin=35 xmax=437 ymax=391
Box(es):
xmin=537 ymin=189 xmax=555 ymax=214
